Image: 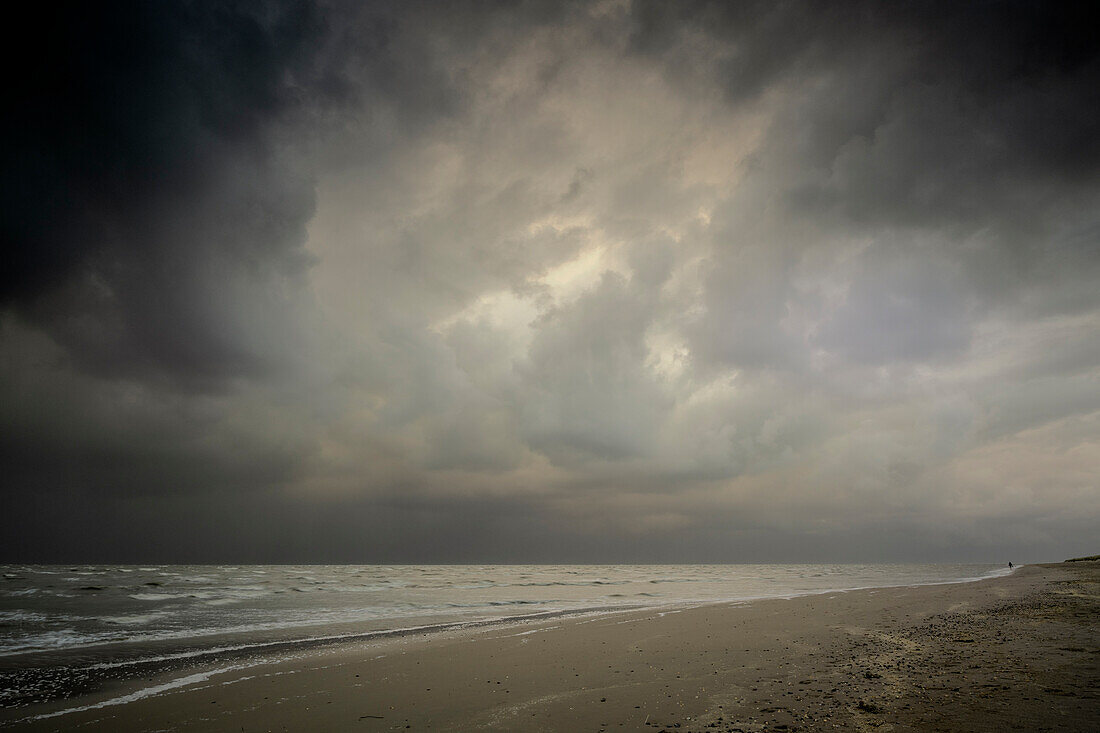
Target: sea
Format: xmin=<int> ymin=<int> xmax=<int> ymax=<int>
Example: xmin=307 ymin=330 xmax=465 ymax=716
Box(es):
xmin=0 ymin=563 xmax=1012 ymax=714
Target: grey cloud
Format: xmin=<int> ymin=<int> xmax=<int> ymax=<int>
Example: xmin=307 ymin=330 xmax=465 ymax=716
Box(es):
xmin=816 ymin=249 xmax=971 ymax=364
xmin=674 ymin=0 xmax=1100 ymax=378
xmin=2 ymin=1 xmax=1098 ymax=562
xmin=687 ymin=241 xmax=804 ymax=373
xmin=975 ymin=373 xmax=1100 ymax=442
xmin=0 ymin=319 xmax=317 ymax=498
xmin=518 ymin=272 xmax=669 ymax=465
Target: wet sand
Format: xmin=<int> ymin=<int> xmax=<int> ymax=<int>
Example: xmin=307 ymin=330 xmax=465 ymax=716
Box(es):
xmin=4 ymin=562 xmax=1097 ymax=732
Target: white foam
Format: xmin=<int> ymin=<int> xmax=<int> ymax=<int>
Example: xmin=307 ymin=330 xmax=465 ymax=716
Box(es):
xmin=22 ymin=664 xmax=252 ymax=723
xmin=129 ymin=593 xmax=182 ymax=602
xmin=0 ymin=610 xmax=46 ymax=622
xmin=99 ymin=612 xmax=172 ymax=626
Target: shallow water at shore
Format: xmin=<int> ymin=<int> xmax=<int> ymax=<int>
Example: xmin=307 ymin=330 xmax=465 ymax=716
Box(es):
xmin=0 ymin=563 xmax=1010 ymax=709
xmin=6 ymin=562 xmax=1090 ymax=733
xmin=0 ymin=564 xmax=1010 ymax=657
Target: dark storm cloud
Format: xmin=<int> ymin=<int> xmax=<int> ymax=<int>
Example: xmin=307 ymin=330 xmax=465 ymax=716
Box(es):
xmin=632 ymin=0 xmax=1099 ymax=168
xmin=671 ymin=0 xmax=1100 ymax=378
xmin=2 ymin=1 xmax=1098 ymax=562
xmin=2 ymin=0 xmax=335 ymax=384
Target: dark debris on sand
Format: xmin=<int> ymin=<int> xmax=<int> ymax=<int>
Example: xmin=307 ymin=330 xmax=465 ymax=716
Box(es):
xmin=655 ymin=562 xmax=1099 ymax=733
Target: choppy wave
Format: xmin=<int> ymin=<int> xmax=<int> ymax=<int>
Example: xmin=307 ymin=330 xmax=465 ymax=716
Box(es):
xmin=1 ymin=563 xmax=1013 ymax=659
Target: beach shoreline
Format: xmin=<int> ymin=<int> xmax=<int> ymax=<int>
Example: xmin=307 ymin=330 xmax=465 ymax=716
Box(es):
xmin=3 ymin=561 xmax=1097 ymax=731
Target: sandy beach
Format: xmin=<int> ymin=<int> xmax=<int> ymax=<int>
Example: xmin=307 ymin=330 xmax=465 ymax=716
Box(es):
xmin=4 ymin=561 xmax=1097 ymax=732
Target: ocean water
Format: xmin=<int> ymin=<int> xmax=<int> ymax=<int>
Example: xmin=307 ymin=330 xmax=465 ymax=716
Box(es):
xmin=0 ymin=563 xmax=1011 ymax=709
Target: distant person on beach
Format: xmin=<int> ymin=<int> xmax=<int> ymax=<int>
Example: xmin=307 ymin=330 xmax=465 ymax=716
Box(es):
xmin=1008 ymin=562 xmax=1013 ymax=568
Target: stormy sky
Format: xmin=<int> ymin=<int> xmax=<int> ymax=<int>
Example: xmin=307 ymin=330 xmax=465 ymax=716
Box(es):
xmin=2 ymin=1 xmax=1098 ymax=563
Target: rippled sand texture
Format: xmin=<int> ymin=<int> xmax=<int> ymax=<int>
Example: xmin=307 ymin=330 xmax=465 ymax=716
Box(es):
xmin=4 ymin=562 xmax=1097 ymax=732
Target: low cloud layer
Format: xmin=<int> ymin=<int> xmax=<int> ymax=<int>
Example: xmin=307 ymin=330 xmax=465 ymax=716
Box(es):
xmin=2 ymin=1 xmax=1098 ymax=562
